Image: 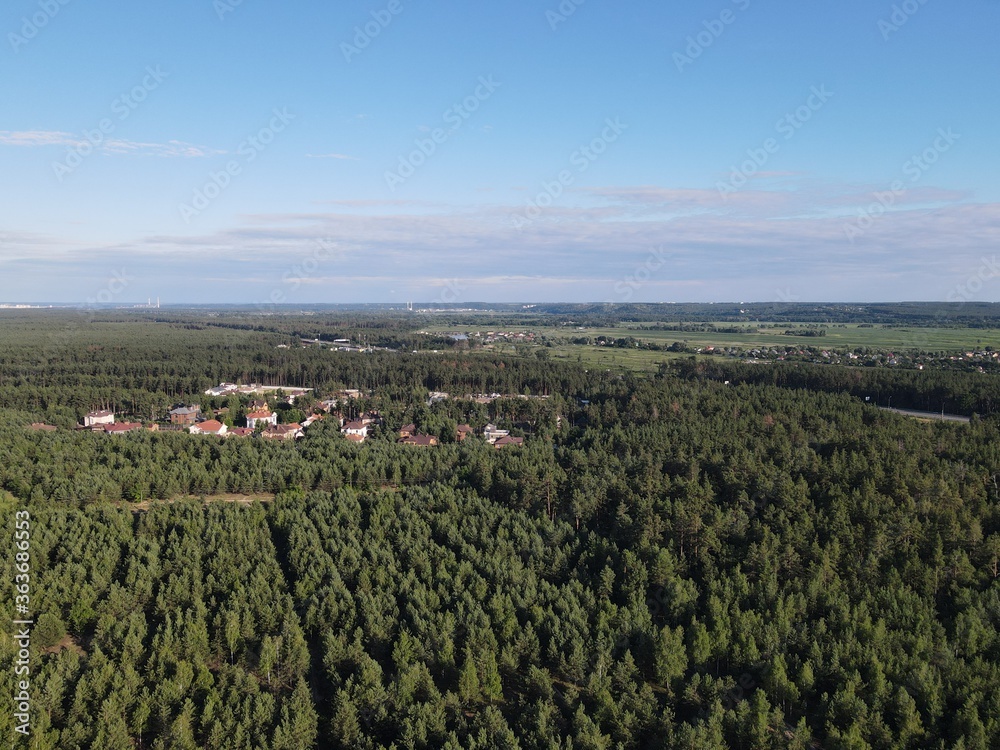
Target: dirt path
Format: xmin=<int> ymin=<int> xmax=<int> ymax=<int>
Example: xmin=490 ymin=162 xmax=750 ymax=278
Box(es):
xmin=118 ymin=493 xmax=277 ymax=512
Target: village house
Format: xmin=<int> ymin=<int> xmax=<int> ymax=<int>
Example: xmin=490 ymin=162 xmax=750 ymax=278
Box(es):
xmin=342 ymin=420 xmax=369 ymax=441
xmin=205 ymin=383 xmax=239 ymax=397
xmin=456 ymin=424 xmax=473 ymax=442
xmin=228 ymin=427 xmax=254 ymax=437
xmin=262 ymin=424 xmax=302 ymax=441
xmin=398 ymin=423 xmax=417 ymax=439
xmin=190 ymin=420 xmax=228 ymax=436
xmin=343 ymin=433 xmax=366 ymax=444
xmin=493 ymin=435 xmax=524 ymax=449
xmin=169 ymin=405 xmax=201 ymax=426
xmin=483 ymin=423 xmax=509 ymax=444
xmin=246 ymin=409 xmax=278 ymax=429
xmin=84 ymin=410 xmax=115 ymax=427
xmin=399 ymin=433 xmax=438 ymax=447
xmin=104 ymin=422 xmax=144 ymax=435
xmin=28 ymin=423 xmax=57 ymax=432
xmin=302 ymin=413 xmax=323 ymax=428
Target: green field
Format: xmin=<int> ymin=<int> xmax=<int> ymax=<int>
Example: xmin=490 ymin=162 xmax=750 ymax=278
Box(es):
xmin=418 ymin=320 xmax=1000 ymax=375
xmin=611 ymin=322 xmax=1000 ymax=351
xmin=425 ymin=321 xmax=1000 ymax=352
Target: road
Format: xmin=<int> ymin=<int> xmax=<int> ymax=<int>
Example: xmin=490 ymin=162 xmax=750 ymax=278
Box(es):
xmin=878 ymin=406 xmax=971 ymax=423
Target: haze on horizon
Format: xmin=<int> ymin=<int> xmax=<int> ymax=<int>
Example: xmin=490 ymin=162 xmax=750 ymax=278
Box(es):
xmin=2 ymin=0 xmax=998 ymax=305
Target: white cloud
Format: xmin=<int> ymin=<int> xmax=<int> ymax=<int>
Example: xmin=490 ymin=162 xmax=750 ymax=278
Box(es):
xmin=0 ymin=130 xmax=221 ymax=158
xmin=5 ymin=183 xmax=998 ymax=303
xmin=305 ymin=152 xmax=358 ymax=160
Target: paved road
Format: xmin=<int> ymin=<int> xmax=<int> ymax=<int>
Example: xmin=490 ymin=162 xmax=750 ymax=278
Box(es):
xmin=878 ymin=406 xmax=971 ymax=423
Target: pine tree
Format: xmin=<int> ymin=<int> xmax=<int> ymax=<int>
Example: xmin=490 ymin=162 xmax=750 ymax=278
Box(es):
xmin=654 ymin=625 xmax=687 ymax=686
xmin=480 ymin=647 xmax=504 ymax=704
xmin=273 ymin=678 xmax=319 ymax=750
xmin=459 ymin=648 xmax=481 ymax=705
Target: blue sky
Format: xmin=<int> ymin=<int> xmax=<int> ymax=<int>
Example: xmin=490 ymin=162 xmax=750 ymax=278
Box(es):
xmin=2 ymin=0 xmax=999 ymax=304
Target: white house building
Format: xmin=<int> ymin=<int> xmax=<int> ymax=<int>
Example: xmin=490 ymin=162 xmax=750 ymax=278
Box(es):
xmin=246 ymin=409 xmax=278 ymax=429
xmin=84 ymin=410 xmax=115 ymax=427
xmin=483 ymin=423 xmax=509 ymax=444
xmin=190 ymin=420 xmax=228 ymax=436
xmin=342 ymin=420 xmax=369 ymax=439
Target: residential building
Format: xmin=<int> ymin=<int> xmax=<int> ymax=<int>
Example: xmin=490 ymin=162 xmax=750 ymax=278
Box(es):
xmin=169 ymin=405 xmax=201 ymax=426
xmin=483 ymin=423 xmax=509 ymax=444
xmin=456 ymin=424 xmax=473 ymax=442
xmin=84 ymin=410 xmax=115 ymax=427
xmin=262 ymin=424 xmax=302 ymax=440
xmin=205 ymin=383 xmax=238 ymax=397
xmin=398 ymin=423 xmax=417 ymax=439
xmin=342 ymin=420 xmax=368 ymax=440
xmin=104 ymin=423 xmax=144 ymax=434
xmin=493 ymin=435 xmax=524 ymax=449
xmin=399 ymin=434 xmax=438 ymax=447
xmin=246 ymin=409 xmax=278 ymax=429
xmin=190 ymin=420 xmax=227 ymax=436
